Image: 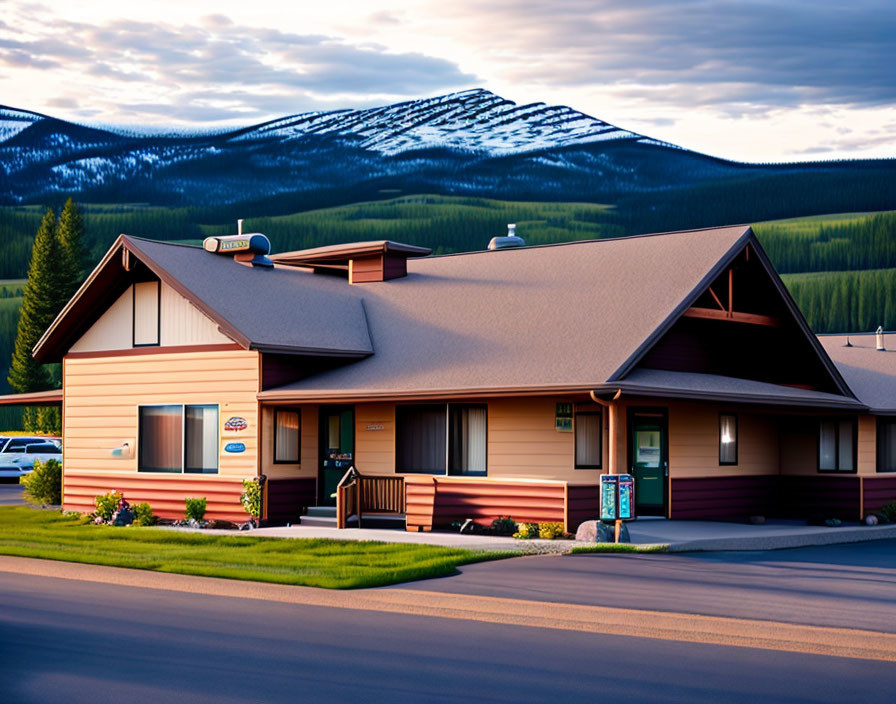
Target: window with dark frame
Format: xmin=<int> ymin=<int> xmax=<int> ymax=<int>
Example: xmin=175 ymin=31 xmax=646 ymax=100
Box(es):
xmin=396 ymin=404 xmax=487 ymax=475
xmin=574 ymin=411 xmax=602 ymax=469
xmin=878 ymin=419 xmax=896 ymax=473
xmin=818 ymin=418 xmax=856 ymax=472
xmin=138 ymin=404 xmax=219 ymax=474
xmin=719 ymin=414 xmax=738 ymax=466
xmin=274 ymin=409 xmax=301 ymax=464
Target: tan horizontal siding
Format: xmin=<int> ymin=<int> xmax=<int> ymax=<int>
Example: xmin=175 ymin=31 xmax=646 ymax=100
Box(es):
xmin=62 ymin=350 xmax=260 ymax=514
xmin=405 ymin=476 xmax=569 ymax=531
xmin=63 ymin=471 xmax=247 ymax=522
xmin=260 ymin=405 xmax=316 ymax=480
xmin=355 ymin=403 xmax=395 ymax=475
xmin=858 ymin=415 xmax=876 ymax=475
xmin=669 ymin=403 xmax=779 ymax=478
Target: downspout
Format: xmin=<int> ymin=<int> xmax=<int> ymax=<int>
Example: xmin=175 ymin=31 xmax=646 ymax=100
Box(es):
xmin=590 ymin=389 xmax=622 ymax=475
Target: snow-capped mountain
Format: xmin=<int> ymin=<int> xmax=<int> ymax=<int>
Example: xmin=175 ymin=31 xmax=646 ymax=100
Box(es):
xmin=233 ymin=89 xmax=646 ymax=156
xmin=0 ymin=89 xmax=891 ymax=209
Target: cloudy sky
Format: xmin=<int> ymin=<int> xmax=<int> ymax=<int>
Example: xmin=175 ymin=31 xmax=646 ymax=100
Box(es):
xmin=3 ymin=0 xmax=895 ymax=162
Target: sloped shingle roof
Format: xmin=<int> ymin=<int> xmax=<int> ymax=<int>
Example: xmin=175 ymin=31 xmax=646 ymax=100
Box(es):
xmin=819 ymin=334 xmax=896 ymax=412
xmin=261 ymin=226 xmax=757 ymax=398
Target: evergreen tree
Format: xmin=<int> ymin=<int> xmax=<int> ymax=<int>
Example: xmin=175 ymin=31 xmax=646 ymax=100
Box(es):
xmin=57 ymin=198 xmax=86 ymax=298
xmin=8 ymin=209 xmax=61 ymax=432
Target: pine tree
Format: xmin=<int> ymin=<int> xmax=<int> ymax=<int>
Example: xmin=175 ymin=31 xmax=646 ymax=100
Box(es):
xmin=56 ymin=198 xmax=86 ymax=300
xmin=8 ymin=209 xmax=61 ymax=432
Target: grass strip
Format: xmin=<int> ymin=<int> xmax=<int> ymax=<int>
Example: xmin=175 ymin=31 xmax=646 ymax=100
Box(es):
xmin=568 ymin=543 xmax=669 ymax=554
xmin=0 ymin=507 xmax=510 ymax=589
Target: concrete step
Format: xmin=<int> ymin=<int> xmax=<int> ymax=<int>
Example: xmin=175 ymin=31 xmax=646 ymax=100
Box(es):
xmin=298 ymin=511 xmax=406 ymax=530
xmin=305 ymin=506 xmax=337 ymax=518
xmin=299 ymin=516 xmax=340 ymax=528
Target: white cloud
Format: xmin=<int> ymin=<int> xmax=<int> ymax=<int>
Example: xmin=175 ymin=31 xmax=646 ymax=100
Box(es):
xmin=2 ymin=0 xmax=895 ymax=161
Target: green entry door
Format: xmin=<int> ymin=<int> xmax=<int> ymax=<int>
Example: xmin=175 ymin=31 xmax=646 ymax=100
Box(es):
xmin=319 ymin=406 xmax=355 ymax=506
xmin=630 ymin=411 xmax=668 ymax=516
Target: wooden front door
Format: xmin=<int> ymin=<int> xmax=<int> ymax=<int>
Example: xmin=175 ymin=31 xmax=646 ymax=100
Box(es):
xmin=629 ymin=409 xmax=668 ymax=516
xmin=318 ymin=406 xmax=354 ymax=506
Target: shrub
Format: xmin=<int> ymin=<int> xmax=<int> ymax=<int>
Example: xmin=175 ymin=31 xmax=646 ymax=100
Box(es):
xmin=538 ymin=522 xmax=565 ymax=540
xmin=132 ymin=502 xmax=157 ymax=527
xmin=513 ymin=522 xmax=536 ymax=540
xmin=879 ymin=502 xmax=896 ymax=522
xmin=184 ymin=497 xmax=207 ymax=522
xmin=94 ymin=491 xmax=123 ymax=522
xmin=491 ymin=516 xmax=518 ymax=535
xmin=19 ymin=458 xmax=62 ymax=505
xmin=240 ymin=478 xmax=262 ymax=522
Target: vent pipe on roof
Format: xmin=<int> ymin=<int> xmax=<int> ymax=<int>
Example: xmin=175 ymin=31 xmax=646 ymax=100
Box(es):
xmin=203 ymin=233 xmax=273 ymax=267
xmin=237 ymin=219 xmax=244 ymax=236
xmin=877 ymin=326 xmax=886 ymax=351
xmin=844 ymin=335 xmax=852 ymax=347
xmin=488 ymin=223 xmax=526 ymax=250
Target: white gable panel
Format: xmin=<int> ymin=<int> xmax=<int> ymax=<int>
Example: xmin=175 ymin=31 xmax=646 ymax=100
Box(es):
xmin=69 ymin=282 xmax=233 ymax=354
xmin=159 ymin=283 xmax=232 ymax=346
xmin=133 ymin=281 xmax=159 ymax=346
xmin=69 ymin=285 xmax=133 ymax=352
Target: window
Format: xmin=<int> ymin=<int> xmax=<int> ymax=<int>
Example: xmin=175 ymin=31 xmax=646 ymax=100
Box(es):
xmin=575 ymin=411 xmax=602 ymax=469
xmin=449 ymin=405 xmax=487 ymax=475
xmin=396 ymin=404 xmax=487 ymax=475
xmin=133 ymin=281 xmax=160 ymax=347
xmin=274 ymin=409 xmax=300 ymax=464
xmin=877 ymin=419 xmax=896 ymax=473
xmin=139 ymin=404 xmax=219 ymax=473
xmin=24 ymin=443 xmax=61 ymax=454
xmin=719 ymin=414 xmax=738 ymax=465
xmin=818 ymin=419 xmax=855 ymax=472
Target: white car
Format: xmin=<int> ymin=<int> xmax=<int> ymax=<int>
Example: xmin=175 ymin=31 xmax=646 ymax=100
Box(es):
xmin=0 ymin=440 xmax=62 ymax=478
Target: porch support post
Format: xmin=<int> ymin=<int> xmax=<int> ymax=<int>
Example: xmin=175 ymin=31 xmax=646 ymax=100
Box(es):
xmin=590 ymin=389 xmax=622 ymax=475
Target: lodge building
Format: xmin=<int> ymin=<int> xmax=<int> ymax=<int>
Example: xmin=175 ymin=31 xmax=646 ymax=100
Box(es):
xmin=7 ymin=225 xmax=896 ymax=530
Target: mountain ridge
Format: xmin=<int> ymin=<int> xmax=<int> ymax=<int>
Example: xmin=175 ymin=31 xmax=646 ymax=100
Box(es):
xmin=0 ymin=89 xmax=894 ymax=216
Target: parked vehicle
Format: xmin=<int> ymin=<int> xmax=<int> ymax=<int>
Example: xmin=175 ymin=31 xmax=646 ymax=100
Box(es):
xmin=0 ymin=439 xmax=63 ymax=478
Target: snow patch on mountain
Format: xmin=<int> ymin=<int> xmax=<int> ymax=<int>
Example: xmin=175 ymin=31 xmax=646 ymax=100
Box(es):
xmin=230 ymin=89 xmax=648 ymax=156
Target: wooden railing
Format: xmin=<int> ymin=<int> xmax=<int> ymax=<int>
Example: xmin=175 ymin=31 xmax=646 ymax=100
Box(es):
xmin=336 ymin=467 xmax=405 ymax=529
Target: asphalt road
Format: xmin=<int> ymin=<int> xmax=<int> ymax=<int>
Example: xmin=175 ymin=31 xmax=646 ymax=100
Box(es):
xmin=401 ymin=540 xmax=896 ymax=633
xmin=2 ymin=567 xmax=896 ymax=703
xmin=0 ymin=481 xmax=26 ymax=505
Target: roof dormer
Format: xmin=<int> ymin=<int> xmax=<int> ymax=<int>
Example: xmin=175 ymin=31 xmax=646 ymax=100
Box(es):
xmin=270 ymin=240 xmax=431 ymax=283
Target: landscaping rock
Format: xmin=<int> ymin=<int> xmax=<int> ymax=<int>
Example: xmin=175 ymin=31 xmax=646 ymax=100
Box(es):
xmin=865 ymin=514 xmax=879 ymax=526
xmin=575 ymin=520 xmax=630 ymax=543
xmin=748 ymin=515 xmax=766 ymax=525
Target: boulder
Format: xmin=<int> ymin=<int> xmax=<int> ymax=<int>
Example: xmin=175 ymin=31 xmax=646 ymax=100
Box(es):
xmin=575 ymin=520 xmax=630 ymax=543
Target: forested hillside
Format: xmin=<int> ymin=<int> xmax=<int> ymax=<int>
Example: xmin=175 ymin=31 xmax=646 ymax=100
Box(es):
xmin=1 ymin=201 xmax=894 ymax=431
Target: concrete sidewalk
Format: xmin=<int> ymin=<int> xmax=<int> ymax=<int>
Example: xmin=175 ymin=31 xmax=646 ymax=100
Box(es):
xmin=628 ymin=517 xmax=896 ymax=551
xmin=167 ymin=516 xmax=896 ymax=553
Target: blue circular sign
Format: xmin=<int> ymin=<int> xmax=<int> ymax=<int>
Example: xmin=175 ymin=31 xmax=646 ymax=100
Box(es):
xmin=224 ymin=442 xmax=246 ymax=454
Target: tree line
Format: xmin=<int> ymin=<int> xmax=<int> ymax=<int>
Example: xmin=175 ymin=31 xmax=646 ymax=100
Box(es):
xmin=783 ymin=268 xmax=896 ymax=334
xmin=758 ymin=212 xmax=896 ymax=274
xmin=6 ymin=199 xmax=86 ymax=433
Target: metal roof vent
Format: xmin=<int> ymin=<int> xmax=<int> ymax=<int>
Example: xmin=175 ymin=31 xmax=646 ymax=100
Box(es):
xmin=488 ymin=223 xmax=526 ymax=250
xmin=202 ymin=233 xmax=273 ymax=267
xmin=877 ymin=325 xmax=886 ymax=351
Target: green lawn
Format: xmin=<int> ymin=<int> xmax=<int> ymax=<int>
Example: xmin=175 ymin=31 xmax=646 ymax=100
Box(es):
xmin=0 ymin=507 xmax=505 ymax=589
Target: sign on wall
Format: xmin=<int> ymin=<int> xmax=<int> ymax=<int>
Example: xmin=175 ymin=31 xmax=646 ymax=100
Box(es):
xmin=555 ymin=403 xmax=573 ymax=432
xmin=224 ymin=442 xmax=246 ymax=454
xmin=223 ymin=416 xmax=248 ymax=433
